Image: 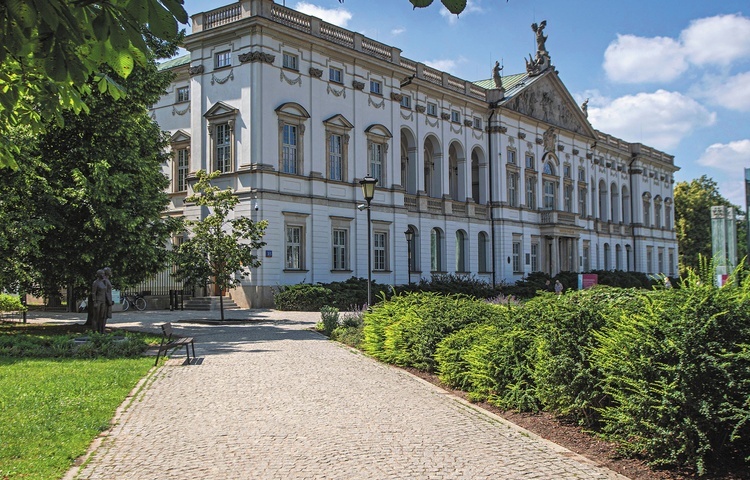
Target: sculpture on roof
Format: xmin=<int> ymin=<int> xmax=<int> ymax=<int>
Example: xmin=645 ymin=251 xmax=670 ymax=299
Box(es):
xmin=492 ymin=61 xmax=503 ymax=89
xmin=526 ymin=20 xmax=552 ymax=77
xmin=581 ymin=98 xmax=589 ymax=118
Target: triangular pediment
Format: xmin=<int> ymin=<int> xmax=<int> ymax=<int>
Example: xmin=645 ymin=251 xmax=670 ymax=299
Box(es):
xmin=501 ymin=72 xmax=596 ymax=138
xmin=204 ymin=101 xmax=238 ymax=119
xmin=323 ymin=114 xmax=354 ymax=129
xmin=170 ymin=129 xmax=191 ymax=144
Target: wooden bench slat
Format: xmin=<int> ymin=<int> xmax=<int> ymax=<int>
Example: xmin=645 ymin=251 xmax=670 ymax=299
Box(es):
xmin=155 ymin=322 xmax=197 ymax=366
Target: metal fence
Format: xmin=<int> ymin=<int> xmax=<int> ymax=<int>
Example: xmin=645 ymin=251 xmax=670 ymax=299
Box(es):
xmin=123 ymin=265 xmax=185 ymax=297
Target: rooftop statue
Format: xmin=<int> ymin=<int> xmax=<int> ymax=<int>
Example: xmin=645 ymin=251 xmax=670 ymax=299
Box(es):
xmin=532 ymin=20 xmax=548 ymax=54
xmin=492 ymin=61 xmax=503 ymax=89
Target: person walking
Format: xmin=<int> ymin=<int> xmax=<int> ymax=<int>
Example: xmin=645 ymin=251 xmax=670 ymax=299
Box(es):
xmin=554 ymin=279 xmax=564 ymax=295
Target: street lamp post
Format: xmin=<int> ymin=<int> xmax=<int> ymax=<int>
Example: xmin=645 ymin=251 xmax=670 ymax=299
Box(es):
xmin=404 ymin=228 xmax=413 ymax=285
xmin=360 ymin=175 xmax=377 ymax=307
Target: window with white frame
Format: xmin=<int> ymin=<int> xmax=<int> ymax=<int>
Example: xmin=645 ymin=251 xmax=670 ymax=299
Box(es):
xmin=400 ymin=95 xmax=411 ymax=109
xmin=176 ymin=86 xmax=189 ymax=103
xmin=329 ymin=66 xmax=343 ymax=83
xmin=426 ymin=102 xmax=437 ymax=116
xmin=473 ymin=116 xmax=483 ymax=129
xmin=643 ymin=193 xmax=652 ymax=227
xmin=512 ymin=239 xmax=521 ymax=273
xmin=583 ymin=242 xmax=590 ymax=271
xmin=654 ymin=198 xmax=662 ymax=228
xmin=282 ymin=124 xmax=298 ymax=174
xmin=658 ymin=247 xmax=664 ymax=273
xmin=526 ymin=176 xmax=536 ymax=209
xmin=455 ymin=230 xmax=466 ymax=272
xmin=543 ymin=179 xmax=555 ymax=210
xmin=332 ymin=228 xmax=348 ymax=270
xmin=370 ymin=79 xmax=382 ymax=95
xmin=508 ymin=171 xmax=519 ymax=207
xmin=564 ymin=184 xmax=573 ymax=212
xmin=373 ymin=231 xmax=387 ymax=271
xmin=646 ymin=246 xmax=653 ymax=274
xmin=579 ymin=186 xmax=587 ymax=216
xmin=525 ymin=154 xmax=535 ymax=169
xmin=365 ymin=124 xmax=391 ymax=185
xmin=668 ymin=249 xmax=675 ymax=276
xmin=215 ymin=50 xmax=231 ymax=69
xmin=507 ymin=149 xmax=516 ymax=165
xmin=430 ymin=228 xmax=443 ymax=272
xmin=276 ymin=102 xmax=309 ymax=176
xmin=451 ymin=110 xmax=460 ymax=123
xmin=329 ymin=134 xmax=343 ymax=181
xmin=175 ymin=148 xmax=189 ymax=192
xmin=285 ymin=225 xmax=304 ymax=270
xmin=215 ymin=123 xmax=232 ymax=173
xmin=530 ymin=241 xmax=539 ymax=272
xmin=282 ymin=52 xmax=298 ymax=70
xmin=665 ymin=202 xmax=672 ymax=230
xmin=563 ymin=164 xmax=571 ymax=178
xmin=578 ymin=168 xmax=586 ymax=182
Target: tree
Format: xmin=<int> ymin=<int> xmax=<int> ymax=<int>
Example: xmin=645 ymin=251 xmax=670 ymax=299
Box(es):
xmin=674 ymin=175 xmax=746 ymax=275
xmin=0 ymin=33 xmax=183 ymax=308
xmin=338 ymin=0 xmax=469 ymax=14
xmin=174 ymin=170 xmax=268 ymax=321
xmin=0 ymin=0 xmax=187 ymax=169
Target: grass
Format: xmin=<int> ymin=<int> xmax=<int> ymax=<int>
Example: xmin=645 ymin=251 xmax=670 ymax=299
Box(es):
xmin=0 ymin=323 xmax=157 ymax=480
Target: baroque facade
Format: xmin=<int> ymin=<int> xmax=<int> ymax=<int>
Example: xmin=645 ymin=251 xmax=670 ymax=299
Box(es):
xmin=152 ymin=0 xmax=679 ymax=307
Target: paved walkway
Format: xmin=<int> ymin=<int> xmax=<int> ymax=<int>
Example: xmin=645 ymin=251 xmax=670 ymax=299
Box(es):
xmin=25 ymin=309 xmax=629 ymax=479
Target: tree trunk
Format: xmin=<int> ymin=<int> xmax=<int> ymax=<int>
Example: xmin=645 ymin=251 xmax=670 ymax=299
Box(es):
xmin=219 ymin=288 xmax=225 ymax=322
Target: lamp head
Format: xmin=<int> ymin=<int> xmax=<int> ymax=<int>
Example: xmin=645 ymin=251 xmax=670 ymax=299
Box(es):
xmin=359 ymin=175 xmax=378 ymax=202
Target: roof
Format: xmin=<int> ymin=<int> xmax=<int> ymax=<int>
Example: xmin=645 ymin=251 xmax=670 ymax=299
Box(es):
xmin=158 ymin=53 xmax=191 ymax=71
xmin=473 ymin=71 xmax=549 ymax=103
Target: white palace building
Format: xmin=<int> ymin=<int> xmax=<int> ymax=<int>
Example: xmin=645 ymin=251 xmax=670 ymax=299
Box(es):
xmin=152 ymin=0 xmax=679 ymax=307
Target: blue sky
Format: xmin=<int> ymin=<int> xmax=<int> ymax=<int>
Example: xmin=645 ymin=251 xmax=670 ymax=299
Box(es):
xmin=182 ymin=0 xmax=750 ymax=207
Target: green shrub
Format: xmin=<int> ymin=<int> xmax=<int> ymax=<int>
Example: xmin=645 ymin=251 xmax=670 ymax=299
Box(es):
xmin=0 ymin=330 xmax=149 ymax=358
xmin=591 ymin=276 xmax=750 ymax=473
xmin=330 ymin=324 xmax=364 ymax=348
xmin=0 ymin=293 xmax=25 ymax=312
xmin=361 ymin=292 xmax=499 ymax=371
xmin=395 ymin=274 xmax=497 ymax=299
xmin=274 ymin=284 xmax=333 ymax=311
xmin=320 ymin=305 xmax=339 ymax=336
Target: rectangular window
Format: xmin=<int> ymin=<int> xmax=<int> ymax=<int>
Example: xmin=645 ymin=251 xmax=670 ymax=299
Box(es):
xmin=563 ymin=164 xmax=571 ymax=178
xmin=370 ymin=79 xmax=382 ymax=95
xmin=282 ymin=124 xmax=298 ymax=174
xmin=508 ymin=172 xmax=518 ymax=207
xmin=646 ymin=247 xmax=653 ymax=274
xmin=668 ymin=249 xmax=675 ymax=276
xmin=286 ymin=226 xmax=303 ymax=269
xmin=215 ymin=50 xmax=231 ymax=69
xmin=332 ymin=229 xmax=348 ymax=270
xmin=451 ymin=110 xmax=460 ymax=123
xmin=658 ymin=247 xmax=664 ymax=273
xmin=530 ymin=242 xmax=539 ymax=272
xmin=512 ymin=241 xmax=521 ymax=273
xmin=329 ymin=134 xmax=343 ymax=181
xmin=373 ymin=232 xmax=387 ymax=271
xmin=215 ymin=123 xmax=231 ymax=173
xmin=578 ymin=168 xmax=586 ymax=182
xmin=564 ymin=184 xmax=573 ymax=212
xmin=525 ymin=154 xmax=535 ymax=169
xmin=329 ymin=67 xmax=343 ymax=83
xmin=176 ymin=148 xmax=189 ymax=192
xmin=543 ymin=180 xmax=555 ymax=210
xmin=526 ymin=177 xmax=536 ymax=209
xmin=578 ymin=187 xmax=587 ymax=216
xmin=369 ymin=143 xmax=383 ymax=183
xmin=507 ymin=149 xmax=516 ymax=165
xmin=282 ymin=52 xmax=298 ymax=70
xmin=426 ymin=103 xmax=437 ymax=116
xmin=473 ymin=116 xmax=483 ymax=130
xmin=400 ymin=95 xmax=411 ymax=109
xmin=176 ymin=86 xmax=189 ymax=103
xmin=583 ymin=244 xmax=590 ymax=271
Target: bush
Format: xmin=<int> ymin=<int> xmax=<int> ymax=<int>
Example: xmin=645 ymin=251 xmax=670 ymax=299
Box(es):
xmin=0 ymin=293 xmax=25 ymax=313
xmin=274 ymin=284 xmax=333 ymax=311
xmin=319 ymin=305 xmax=339 ymax=336
xmin=0 ymin=330 xmax=149 ymax=358
xmin=361 ymin=292 xmax=499 ymax=371
xmin=396 ymin=274 xmax=497 ymax=299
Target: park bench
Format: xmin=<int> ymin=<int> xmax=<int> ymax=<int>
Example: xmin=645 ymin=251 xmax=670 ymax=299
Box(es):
xmin=154 ymin=322 xmax=196 ymax=366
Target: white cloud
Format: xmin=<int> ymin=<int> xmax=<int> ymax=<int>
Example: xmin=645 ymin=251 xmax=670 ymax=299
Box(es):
xmin=697 ymin=140 xmax=750 ymax=173
xmin=603 ymin=34 xmax=687 ymax=83
xmin=699 ymin=71 xmax=750 ymax=111
xmin=588 ymin=90 xmax=716 ymax=151
xmin=717 ymin=178 xmax=747 ymax=208
xmin=424 ymin=58 xmax=459 ymax=74
xmin=681 ymin=14 xmax=750 ymax=66
xmin=294 ymin=2 xmax=352 ymax=27
xmin=391 ymin=27 xmax=406 ymax=36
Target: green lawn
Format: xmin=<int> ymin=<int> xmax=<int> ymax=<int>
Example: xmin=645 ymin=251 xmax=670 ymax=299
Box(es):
xmin=0 ymin=324 xmax=155 ymax=479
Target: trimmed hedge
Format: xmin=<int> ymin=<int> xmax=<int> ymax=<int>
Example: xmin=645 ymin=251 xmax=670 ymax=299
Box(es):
xmin=0 ymin=293 xmax=25 ymax=313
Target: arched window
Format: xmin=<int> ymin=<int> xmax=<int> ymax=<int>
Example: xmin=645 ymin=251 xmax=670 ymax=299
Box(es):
xmin=654 ymin=195 xmax=663 ymax=229
xmin=598 ymin=180 xmax=608 ymax=222
xmin=455 ymin=230 xmax=467 ymax=272
xmin=430 ymin=228 xmax=443 ymax=272
xmin=610 ymin=183 xmax=619 ymax=223
xmin=642 ymin=192 xmax=652 ymax=227
xmin=478 ymin=232 xmax=489 ymax=273
xmin=615 ymin=244 xmax=622 ymax=270
xmin=622 ymin=186 xmax=631 ymax=224
xmin=603 ymin=243 xmax=610 ymax=270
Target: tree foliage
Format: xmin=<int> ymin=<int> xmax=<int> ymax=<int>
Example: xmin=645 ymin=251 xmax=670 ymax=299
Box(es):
xmin=0 ymin=33 xmax=183 ymax=301
xmin=174 ymin=170 xmax=268 ymax=320
xmin=0 ymin=0 xmax=187 ymax=168
xmin=674 ymin=175 xmax=747 ymax=275
xmin=338 ymin=0 xmax=468 ymax=14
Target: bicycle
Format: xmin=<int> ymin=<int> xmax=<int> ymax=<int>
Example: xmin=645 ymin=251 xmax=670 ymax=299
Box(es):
xmin=122 ymin=292 xmax=147 ymax=311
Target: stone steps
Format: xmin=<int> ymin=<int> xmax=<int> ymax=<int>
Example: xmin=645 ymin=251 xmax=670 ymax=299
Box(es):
xmin=183 ymin=296 xmax=240 ymax=311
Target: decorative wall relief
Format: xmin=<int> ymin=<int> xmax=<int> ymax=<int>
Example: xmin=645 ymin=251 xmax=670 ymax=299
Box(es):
xmin=172 ymin=105 xmax=190 ymax=116
xmin=327 ymin=85 xmax=346 ymax=97
xmin=415 ymin=105 xmax=426 ymax=113
xmin=390 ymin=92 xmax=403 ymax=102
xmin=518 ymin=132 xmax=526 ymax=139
xmin=238 ymin=51 xmax=275 ymax=63
xmin=426 ymin=117 xmax=439 ymax=127
xmin=309 ymin=67 xmax=323 ymax=78
xmin=450 ymin=124 xmax=462 ymax=134
xmin=440 ymin=112 xmax=450 ymax=120
xmin=188 ymin=65 xmax=204 ymax=76
xmin=281 ymin=70 xmax=302 ymax=86
xmin=464 ymin=119 xmax=473 ymax=127
xmin=352 ymin=80 xmax=365 ymax=90
xmin=368 ymin=96 xmax=385 ymax=109
xmin=401 ymin=111 xmax=414 ymax=121
xmin=211 ymin=69 xmax=234 ymax=85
